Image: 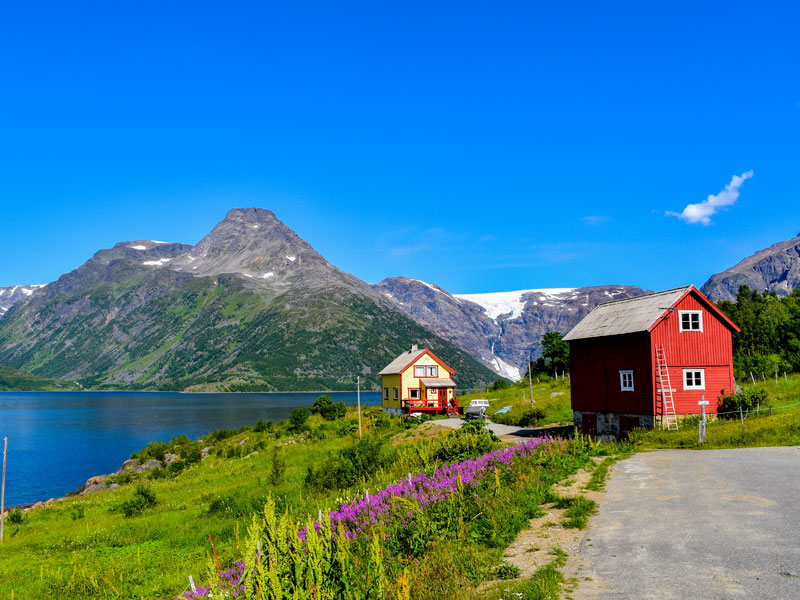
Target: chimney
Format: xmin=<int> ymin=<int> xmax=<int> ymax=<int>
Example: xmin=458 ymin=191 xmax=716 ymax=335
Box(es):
xmin=411 ymin=344 xmax=418 ymax=352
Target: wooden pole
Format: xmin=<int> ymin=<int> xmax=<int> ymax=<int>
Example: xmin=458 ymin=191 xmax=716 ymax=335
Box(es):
xmin=698 ymin=396 xmax=707 ymax=444
xmin=775 ymin=366 xmax=778 ymax=385
xmin=528 ymin=361 xmax=534 ymax=409
xmin=750 ymin=372 xmax=756 ymax=385
xmin=1 ymin=436 xmax=7 ymax=542
xmin=357 ymin=376 xmax=362 ymax=439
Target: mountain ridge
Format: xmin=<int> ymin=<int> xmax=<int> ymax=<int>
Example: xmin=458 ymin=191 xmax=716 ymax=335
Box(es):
xmin=701 ymin=233 xmax=800 ymax=301
xmin=0 ymin=208 xmax=499 ymax=390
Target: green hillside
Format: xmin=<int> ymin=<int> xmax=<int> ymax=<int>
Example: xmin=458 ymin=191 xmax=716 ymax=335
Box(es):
xmin=0 ymin=365 xmax=75 ymax=391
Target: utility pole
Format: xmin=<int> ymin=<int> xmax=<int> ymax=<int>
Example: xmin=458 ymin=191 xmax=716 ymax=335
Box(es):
xmin=528 ymin=359 xmax=534 ymax=408
xmin=1 ymin=436 xmax=7 ymax=542
xmin=357 ymin=376 xmax=362 ymax=439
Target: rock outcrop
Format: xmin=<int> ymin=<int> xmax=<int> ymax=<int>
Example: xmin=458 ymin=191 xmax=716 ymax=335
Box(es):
xmin=701 ymin=233 xmax=800 ymax=301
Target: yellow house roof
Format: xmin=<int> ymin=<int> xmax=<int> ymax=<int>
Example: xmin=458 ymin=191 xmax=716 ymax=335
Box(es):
xmin=378 ymin=346 xmax=455 ymax=376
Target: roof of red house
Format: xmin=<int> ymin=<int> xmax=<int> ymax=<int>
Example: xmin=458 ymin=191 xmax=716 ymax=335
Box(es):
xmin=378 ymin=347 xmax=455 ymax=376
xmin=563 ymin=285 xmax=738 ymax=341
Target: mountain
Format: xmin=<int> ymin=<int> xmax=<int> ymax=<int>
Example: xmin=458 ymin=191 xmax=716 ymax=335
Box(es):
xmin=701 ymin=233 xmax=800 ymax=301
xmin=0 ymin=209 xmax=498 ymax=391
xmin=0 ymin=284 xmax=47 ymax=316
xmin=372 ymin=278 xmax=647 ymax=379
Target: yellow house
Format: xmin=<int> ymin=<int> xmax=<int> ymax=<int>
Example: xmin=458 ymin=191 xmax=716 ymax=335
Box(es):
xmin=378 ymin=345 xmax=458 ymax=416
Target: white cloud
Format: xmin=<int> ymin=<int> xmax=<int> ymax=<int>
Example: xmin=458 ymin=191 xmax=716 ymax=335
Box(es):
xmin=667 ymin=170 xmax=754 ymax=225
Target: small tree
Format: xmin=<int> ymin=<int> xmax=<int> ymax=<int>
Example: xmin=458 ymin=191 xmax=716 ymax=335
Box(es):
xmin=489 ymin=379 xmax=510 ymax=391
xmin=289 ymin=408 xmax=309 ymax=433
xmin=541 ymin=331 xmax=570 ymax=376
xmin=311 ymin=395 xmax=346 ymax=420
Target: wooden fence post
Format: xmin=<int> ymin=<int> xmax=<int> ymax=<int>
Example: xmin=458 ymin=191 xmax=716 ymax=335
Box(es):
xmin=1 ymin=436 xmax=7 ymax=543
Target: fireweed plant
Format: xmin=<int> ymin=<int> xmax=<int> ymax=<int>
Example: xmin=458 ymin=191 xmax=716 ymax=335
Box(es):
xmin=186 ymin=436 xmax=600 ymax=599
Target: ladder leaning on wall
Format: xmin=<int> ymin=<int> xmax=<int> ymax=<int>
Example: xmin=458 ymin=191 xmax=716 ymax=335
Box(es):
xmin=655 ymin=345 xmax=679 ymax=430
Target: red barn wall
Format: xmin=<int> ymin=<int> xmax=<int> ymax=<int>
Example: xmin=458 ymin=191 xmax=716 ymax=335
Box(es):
xmin=570 ymin=332 xmax=653 ymax=415
xmin=650 ymin=291 xmax=735 ymax=414
xmin=661 ymin=366 xmax=733 ymax=413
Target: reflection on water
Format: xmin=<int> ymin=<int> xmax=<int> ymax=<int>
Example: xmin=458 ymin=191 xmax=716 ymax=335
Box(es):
xmin=0 ymin=391 xmax=380 ymax=507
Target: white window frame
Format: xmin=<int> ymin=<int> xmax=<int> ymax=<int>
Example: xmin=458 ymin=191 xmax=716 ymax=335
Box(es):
xmin=427 ymin=365 xmax=438 ymax=377
xmin=393 ymin=387 xmax=399 ymax=400
xmin=414 ymin=366 xmax=425 ymax=377
xmin=683 ymin=369 xmax=705 ymax=390
xmin=619 ymin=370 xmax=634 ymax=392
xmin=384 ymin=387 xmax=389 ymax=400
xmin=409 ymin=388 xmax=420 ymax=399
xmin=679 ymin=310 xmax=703 ymax=332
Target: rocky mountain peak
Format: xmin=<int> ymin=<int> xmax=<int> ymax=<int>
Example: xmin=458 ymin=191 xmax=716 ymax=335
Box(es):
xmin=701 ymin=233 xmax=800 ymax=301
xmin=170 ymin=208 xmax=330 ymax=281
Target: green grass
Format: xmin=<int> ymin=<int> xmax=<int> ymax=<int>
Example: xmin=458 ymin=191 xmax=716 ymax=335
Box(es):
xmin=586 ymin=457 xmax=617 ymax=491
xmin=0 ymin=410 xmax=397 ymax=599
xmin=554 ymin=496 xmax=598 ymax=529
xmin=461 ymin=377 xmax=573 ymax=428
xmin=488 ymin=548 xmax=567 ymax=600
xmin=631 ymin=410 xmax=800 ymax=449
xmin=0 ymin=365 xmax=76 ymax=391
xmin=0 ymin=407 xmax=619 ymax=600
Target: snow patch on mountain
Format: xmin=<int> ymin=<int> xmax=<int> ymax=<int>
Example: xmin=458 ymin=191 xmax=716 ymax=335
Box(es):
xmin=455 ymin=288 xmax=576 ymax=320
xmin=0 ymin=284 xmax=47 ymax=316
xmin=142 ymin=258 xmax=173 ymax=266
xmin=490 ymin=355 xmax=521 ymax=380
xmin=412 ymin=278 xmax=461 ymax=303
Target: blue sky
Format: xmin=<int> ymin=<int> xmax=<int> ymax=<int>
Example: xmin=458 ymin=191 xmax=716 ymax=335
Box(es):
xmin=1 ymin=1 xmax=798 ymax=293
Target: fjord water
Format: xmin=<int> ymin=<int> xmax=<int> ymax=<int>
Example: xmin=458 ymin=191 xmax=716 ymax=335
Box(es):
xmin=0 ymin=391 xmax=380 ymax=507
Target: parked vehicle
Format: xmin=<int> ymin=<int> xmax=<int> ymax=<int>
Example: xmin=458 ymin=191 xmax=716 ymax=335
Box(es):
xmin=464 ymin=399 xmax=490 ymax=420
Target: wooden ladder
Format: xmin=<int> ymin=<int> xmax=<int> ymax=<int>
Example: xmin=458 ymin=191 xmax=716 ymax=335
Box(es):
xmin=655 ymin=345 xmax=678 ymax=430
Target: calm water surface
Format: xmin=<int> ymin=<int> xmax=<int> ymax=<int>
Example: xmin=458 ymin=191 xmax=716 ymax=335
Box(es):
xmin=0 ymin=391 xmax=380 ymax=507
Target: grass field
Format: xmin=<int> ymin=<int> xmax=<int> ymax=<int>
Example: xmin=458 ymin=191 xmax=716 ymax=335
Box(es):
xmin=0 ymin=404 xmax=618 ymax=600
xmin=460 ymin=376 xmax=573 ymax=428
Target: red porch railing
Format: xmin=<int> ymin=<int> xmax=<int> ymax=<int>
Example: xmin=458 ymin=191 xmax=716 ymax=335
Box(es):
xmin=402 ymin=398 xmax=460 ymax=417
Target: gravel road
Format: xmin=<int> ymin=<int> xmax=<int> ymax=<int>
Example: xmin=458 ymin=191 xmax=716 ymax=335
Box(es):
xmin=578 ymin=447 xmax=800 ymax=599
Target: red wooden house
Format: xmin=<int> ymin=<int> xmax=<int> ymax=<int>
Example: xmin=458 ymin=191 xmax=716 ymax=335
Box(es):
xmin=563 ymin=285 xmax=739 ymax=437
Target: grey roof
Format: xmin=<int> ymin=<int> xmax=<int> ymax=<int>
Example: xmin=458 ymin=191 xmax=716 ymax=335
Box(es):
xmin=420 ymin=378 xmax=456 ymax=388
xmin=563 ymin=286 xmax=692 ymax=341
xmin=378 ymin=349 xmax=424 ymax=375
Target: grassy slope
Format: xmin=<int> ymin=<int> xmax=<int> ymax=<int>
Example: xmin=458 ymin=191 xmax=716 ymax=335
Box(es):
xmin=0 ymin=407 xmax=609 ymax=600
xmin=0 ymin=365 xmax=76 ymax=391
xmin=0 ymin=411 xmax=386 ymax=599
xmin=460 ymin=376 xmax=574 ymax=427
xmin=0 ymin=273 xmax=499 ymax=392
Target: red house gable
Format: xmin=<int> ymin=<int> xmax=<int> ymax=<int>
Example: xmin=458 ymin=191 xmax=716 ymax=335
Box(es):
xmin=564 ymin=286 xmax=739 ymax=435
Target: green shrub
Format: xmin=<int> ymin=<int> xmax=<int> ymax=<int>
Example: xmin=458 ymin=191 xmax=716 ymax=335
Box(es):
xmin=166 ymin=460 xmax=186 ymax=477
xmin=311 ymin=395 xmax=347 ymax=420
xmin=180 ymin=447 xmax=202 ymax=465
xmin=268 ymin=448 xmax=285 ymax=486
xmin=120 ymin=484 xmax=157 ymax=517
xmin=289 ymin=408 xmax=309 ymax=433
xmin=305 ymin=435 xmax=394 ymax=491
xmin=253 ymin=419 xmax=273 ymax=433
xmin=8 ymin=509 xmax=24 ymax=525
xmin=489 ymin=379 xmax=510 ymax=391
xmin=70 ymin=505 xmax=85 ymax=520
xmin=718 ymin=387 xmax=768 ymax=418
xmin=337 ymin=420 xmax=359 ymax=436
xmin=132 ymin=441 xmax=169 ymax=463
xmin=494 ymin=562 xmax=522 ymax=580
xmin=207 ymin=428 xmax=237 ymax=443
